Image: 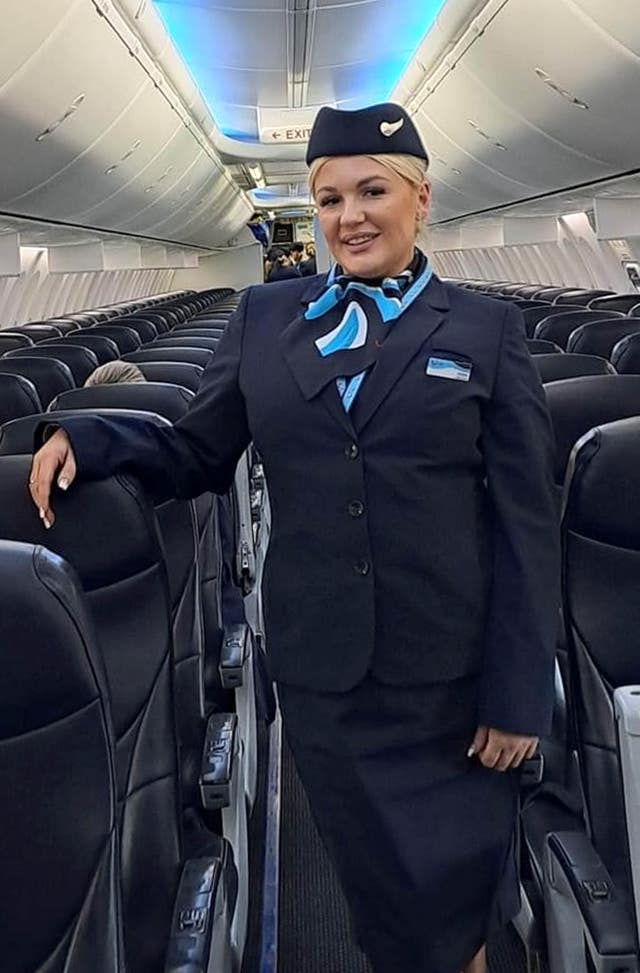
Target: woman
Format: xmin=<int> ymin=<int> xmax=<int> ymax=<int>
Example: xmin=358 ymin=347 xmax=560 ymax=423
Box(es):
xmin=29 ymin=102 xmax=559 ymax=973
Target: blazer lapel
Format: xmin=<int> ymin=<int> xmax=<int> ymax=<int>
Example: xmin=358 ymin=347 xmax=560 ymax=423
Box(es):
xmin=279 ymin=274 xmax=356 ymax=437
xmin=352 ymin=274 xmax=450 ymax=434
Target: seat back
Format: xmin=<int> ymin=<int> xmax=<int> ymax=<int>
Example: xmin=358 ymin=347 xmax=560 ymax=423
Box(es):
xmin=0 ymin=332 xmax=32 ymax=352
xmin=534 ymin=309 xmax=624 ymax=348
xmin=522 ymin=305 xmax=584 ymax=337
xmin=108 ymin=317 xmax=158 ymax=342
xmin=526 ymin=338 xmax=562 ymax=355
xmin=4 ymin=343 xmax=99 ymax=383
xmin=88 ymin=325 xmax=142 ymax=354
xmin=124 ymin=347 xmax=214 ymax=368
xmin=0 ymin=372 xmax=41 ymax=421
xmin=66 ymin=332 xmax=120 ymax=363
xmin=48 ymin=389 xmax=218 ymax=831
xmin=545 ymin=375 xmax=640 ymax=485
xmin=535 ymin=353 xmax=615 ymax=383
xmin=137 ymin=361 xmax=204 ymax=392
xmin=611 ymin=333 xmax=640 ymax=374
xmin=152 ymin=336 xmax=220 ymax=352
xmin=562 ymin=417 xmax=640 ymax=896
xmin=0 ymin=356 xmax=75 ymax=408
xmin=50 ymin=382 xmax=193 ymax=423
xmin=14 ymin=324 xmax=64 ymax=341
xmin=0 ymin=540 xmax=124 ymax=972
xmin=589 ymin=294 xmax=640 ymax=313
xmin=566 ymin=318 xmax=640 ymax=358
xmin=0 ymin=457 xmax=182 ymax=973
xmin=167 ymin=328 xmax=225 ymax=340
xmin=554 ymin=289 xmax=613 ymax=306
xmin=0 ymin=409 xmax=166 ymax=456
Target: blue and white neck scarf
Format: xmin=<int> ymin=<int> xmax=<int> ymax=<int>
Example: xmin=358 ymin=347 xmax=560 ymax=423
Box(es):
xmin=304 ymin=249 xmax=433 ymax=412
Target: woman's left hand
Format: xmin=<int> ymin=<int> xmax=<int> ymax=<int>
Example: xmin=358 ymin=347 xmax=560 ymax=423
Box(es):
xmin=468 ymin=725 xmax=538 ymax=772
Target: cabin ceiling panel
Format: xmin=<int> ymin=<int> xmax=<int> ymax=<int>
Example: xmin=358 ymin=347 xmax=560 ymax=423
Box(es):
xmin=0 ymin=0 xmax=78 ymax=88
xmin=0 ymin=0 xmax=251 ymax=248
xmin=417 ymin=0 xmax=640 ymax=224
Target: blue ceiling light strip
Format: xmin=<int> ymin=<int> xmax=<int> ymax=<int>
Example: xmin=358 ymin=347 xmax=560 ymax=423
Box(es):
xmin=151 ymin=0 xmax=446 ymax=142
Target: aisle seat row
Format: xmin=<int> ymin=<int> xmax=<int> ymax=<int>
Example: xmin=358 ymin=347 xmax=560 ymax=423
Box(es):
xmin=0 ymin=287 xmax=265 ymax=973
xmin=453 ymin=277 xmax=640 ymax=973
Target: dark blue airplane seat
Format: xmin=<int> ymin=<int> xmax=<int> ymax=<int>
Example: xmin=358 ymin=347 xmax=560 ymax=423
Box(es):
xmin=524 ymin=418 xmax=640 ymax=973
xmin=611 ymin=332 xmax=640 ymax=374
xmin=0 ymin=539 xmax=124 ymax=973
xmin=534 ymin=309 xmax=625 ymax=348
xmin=0 ymin=332 xmax=33 ymax=353
xmin=5 ymin=342 xmax=99 ymax=384
xmin=0 ymin=372 xmax=41 ymax=422
xmin=124 ymin=346 xmax=214 ymax=368
xmin=526 ymin=338 xmax=563 ymax=355
xmin=0 ymin=458 xmax=237 ymax=973
xmin=0 ymin=356 xmax=75 ymax=408
xmin=534 ymin=353 xmax=615 ymax=384
xmin=589 ymin=293 xmax=640 ymax=313
xmin=65 ymin=332 xmax=121 ymax=363
xmin=136 ymin=361 xmax=204 ymax=392
xmin=567 ymin=318 xmax=640 ymax=359
xmin=87 ymin=325 xmax=142 ymax=354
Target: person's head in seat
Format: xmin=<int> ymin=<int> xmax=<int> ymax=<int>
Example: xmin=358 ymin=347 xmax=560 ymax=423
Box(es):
xmin=84 ymin=361 xmax=146 ymax=387
xmin=304 ymin=242 xmax=316 ymax=259
xmin=307 ymin=104 xmax=430 ymax=279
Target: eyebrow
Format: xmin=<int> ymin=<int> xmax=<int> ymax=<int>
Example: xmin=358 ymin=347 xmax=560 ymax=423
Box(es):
xmin=316 ymin=175 xmax=391 ymax=194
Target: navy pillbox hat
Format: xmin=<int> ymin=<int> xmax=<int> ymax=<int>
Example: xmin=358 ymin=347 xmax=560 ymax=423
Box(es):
xmin=306 ymin=103 xmax=429 ymax=165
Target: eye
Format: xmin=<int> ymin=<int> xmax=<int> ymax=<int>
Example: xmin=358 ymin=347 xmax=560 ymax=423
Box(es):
xmin=318 ymin=195 xmax=340 ymax=208
xmin=364 ymin=186 xmax=386 ymax=197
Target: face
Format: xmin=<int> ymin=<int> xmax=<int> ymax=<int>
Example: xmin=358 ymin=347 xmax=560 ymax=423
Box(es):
xmin=314 ymin=156 xmax=430 ymax=278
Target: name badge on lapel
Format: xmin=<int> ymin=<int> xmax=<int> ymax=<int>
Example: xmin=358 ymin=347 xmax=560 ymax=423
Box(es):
xmin=426 ymin=356 xmax=472 ymax=382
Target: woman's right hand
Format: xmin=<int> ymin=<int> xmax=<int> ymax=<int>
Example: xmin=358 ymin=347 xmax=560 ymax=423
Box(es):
xmin=29 ymin=428 xmax=77 ymax=528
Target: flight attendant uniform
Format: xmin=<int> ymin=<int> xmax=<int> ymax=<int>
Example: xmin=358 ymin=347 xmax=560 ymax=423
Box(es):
xmin=44 ymin=104 xmax=559 ymax=973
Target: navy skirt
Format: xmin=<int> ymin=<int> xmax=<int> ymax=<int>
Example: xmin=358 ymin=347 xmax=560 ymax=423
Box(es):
xmin=278 ymin=673 xmax=520 ymax=973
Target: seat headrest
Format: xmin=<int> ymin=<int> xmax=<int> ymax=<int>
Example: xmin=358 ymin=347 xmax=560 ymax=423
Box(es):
xmin=0 ymin=454 xmax=164 ymax=590
xmin=4 ymin=344 xmax=99 ymax=384
xmin=136 ymin=362 xmax=203 ymax=393
xmin=535 ymin=353 xmax=614 ymax=383
xmin=567 ymin=319 xmax=640 ymax=357
xmin=0 ymin=372 xmax=41 ymax=421
xmin=0 ymin=408 xmax=168 ymax=456
xmin=0 ymin=540 xmax=105 ymax=736
xmin=565 ymin=416 xmax=640 ymax=550
xmin=50 ymin=383 xmax=193 ymax=423
xmin=545 ymin=374 xmax=640 ymax=482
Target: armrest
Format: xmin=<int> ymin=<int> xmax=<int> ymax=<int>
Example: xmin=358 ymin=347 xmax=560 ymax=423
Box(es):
xmin=218 ymin=623 xmax=250 ymax=689
xmin=615 ymin=686 xmax=640 ymax=941
xmin=233 ymin=453 xmax=256 ymax=592
xmin=199 ymin=713 xmax=237 ymax=811
xmin=164 ymin=853 xmax=231 ymax=973
xmin=544 ymin=830 xmax=637 ymax=970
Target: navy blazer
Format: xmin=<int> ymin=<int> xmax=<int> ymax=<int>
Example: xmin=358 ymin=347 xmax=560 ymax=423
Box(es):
xmin=49 ymin=273 xmax=560 ymax=736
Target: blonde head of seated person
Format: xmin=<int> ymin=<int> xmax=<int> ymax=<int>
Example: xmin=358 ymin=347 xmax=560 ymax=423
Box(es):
xmin=84 ymin=361 xmax=146 ymax=387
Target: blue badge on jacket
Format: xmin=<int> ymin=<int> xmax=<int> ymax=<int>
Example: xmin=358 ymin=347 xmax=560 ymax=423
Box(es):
xmin=426 ymin=357 xmax=472 ymax=382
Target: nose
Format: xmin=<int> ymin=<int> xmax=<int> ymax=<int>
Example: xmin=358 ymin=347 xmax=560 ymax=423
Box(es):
xmin=340 ymin=195 xmax=366 ymax=227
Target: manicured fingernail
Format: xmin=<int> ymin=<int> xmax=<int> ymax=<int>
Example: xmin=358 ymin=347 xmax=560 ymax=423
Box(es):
xmin=467 ymin=746 xmax=476 ymax=758
xmin=58 ymin=478 xmax=69 ymax=491
xmin=39 ymin=507 xmax=45 ymax=519
xmin=43 ymin=517 xmax=51 ymax=530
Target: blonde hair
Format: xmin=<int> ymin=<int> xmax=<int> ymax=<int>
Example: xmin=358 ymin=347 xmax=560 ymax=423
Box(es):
xmin=309 ymin=153 xmax=429 ymax=199
xmin=84 ymin=361 xmax=146 ymax=387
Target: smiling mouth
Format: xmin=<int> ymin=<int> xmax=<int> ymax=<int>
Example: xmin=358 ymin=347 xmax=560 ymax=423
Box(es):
xmin=343 ymin=234 xmax=379 ymax=247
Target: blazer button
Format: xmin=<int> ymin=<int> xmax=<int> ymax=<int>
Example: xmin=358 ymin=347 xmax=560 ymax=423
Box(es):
xmin=345 ymin=443 xmax=359 ymax=460
xmin=354 ymin=559 xmax=370 ymax=576
xmin=348 ymin=500 xmax=364 ymax=518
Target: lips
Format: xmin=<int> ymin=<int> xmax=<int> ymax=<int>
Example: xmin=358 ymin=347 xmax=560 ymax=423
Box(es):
xmin=342 ymin=233 xmax=379 ymax=248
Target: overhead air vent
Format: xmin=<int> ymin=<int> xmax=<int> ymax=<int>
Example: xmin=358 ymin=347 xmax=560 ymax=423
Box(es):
xmin=35 ymin=94 xmax=86 ymax=142
xmin=467 ymin=120 xmax=507 ymax=151
xmin=105 ymin=139 xmax=142 ymax=175
xmin=535 ymin=68 xmax=589 ymax=110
